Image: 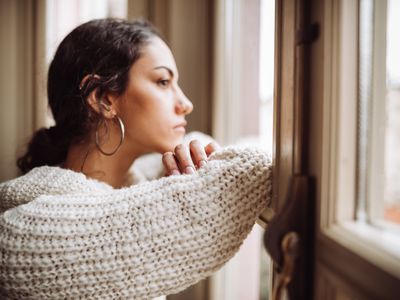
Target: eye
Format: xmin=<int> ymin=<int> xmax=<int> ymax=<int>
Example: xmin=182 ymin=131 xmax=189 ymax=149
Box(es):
xmin=157 ymin=79 xmax=170 ymax=87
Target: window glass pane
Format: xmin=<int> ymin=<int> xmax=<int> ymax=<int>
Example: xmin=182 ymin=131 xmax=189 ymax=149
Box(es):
xmin=383 ymin=0 xmax=400 ymax=225
xmin=211 ymin=0 xmax=274 ymax=298
xmin=259 ymin=0 xmax=275 ymax=155
xmin=357 ymin=0 xmax=400 ymax=229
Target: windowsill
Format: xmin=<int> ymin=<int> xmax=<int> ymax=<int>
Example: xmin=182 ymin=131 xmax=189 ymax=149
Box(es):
xmin=371 ymin=218 xmax=400 ymax=235
xmin=324 ymin=221 xmax=400 ymax=279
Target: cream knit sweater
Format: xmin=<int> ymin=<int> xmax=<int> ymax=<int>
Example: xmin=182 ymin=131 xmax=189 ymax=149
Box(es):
xmin=0 ymin=146 xmax=272 ymax=299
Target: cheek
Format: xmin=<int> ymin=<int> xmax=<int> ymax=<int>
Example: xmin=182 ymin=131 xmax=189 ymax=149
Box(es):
xmin=120 ymin=88 xmax=174 ymax=134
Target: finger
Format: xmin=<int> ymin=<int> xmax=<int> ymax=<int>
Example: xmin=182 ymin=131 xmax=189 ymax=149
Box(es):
xmin=162 ymin=152 xmax=181 ymax=176
xmin=189 ymin=140 xmax=208 ymax=169
xmin=174 ymin=144 xmax=196 ymax=174
xmin=205 ymin=142 xmax=221 ymax=157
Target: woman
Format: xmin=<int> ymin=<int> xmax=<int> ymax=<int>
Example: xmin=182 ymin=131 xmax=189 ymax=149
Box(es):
xmin=0 ymin=19 xmax=272 ymax=299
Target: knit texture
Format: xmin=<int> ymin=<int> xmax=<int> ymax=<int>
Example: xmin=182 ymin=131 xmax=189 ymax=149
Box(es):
xmin=0 ymin=146 xmax=272 ymax=299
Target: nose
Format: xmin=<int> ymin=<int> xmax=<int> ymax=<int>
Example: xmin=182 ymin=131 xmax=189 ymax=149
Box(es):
xmin=175 ymin=87 xmax=193 ymax=115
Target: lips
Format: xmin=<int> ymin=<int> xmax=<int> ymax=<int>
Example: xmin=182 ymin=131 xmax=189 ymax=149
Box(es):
xmin=173 ymin=121 xmax=187 ymax=129
xmin=173 ymin=121 xmax=187 ymax=133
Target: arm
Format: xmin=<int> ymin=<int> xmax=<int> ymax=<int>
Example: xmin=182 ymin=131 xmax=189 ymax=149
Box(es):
xmin=0 ymin=147 xmax=272 ymax=300
xmin=131 ymin=131 xmax=217 ymax=181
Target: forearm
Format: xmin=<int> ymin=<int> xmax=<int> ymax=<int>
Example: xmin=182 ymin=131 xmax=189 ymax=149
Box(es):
xmin=0 ymin=147 xmax=272 ymax=299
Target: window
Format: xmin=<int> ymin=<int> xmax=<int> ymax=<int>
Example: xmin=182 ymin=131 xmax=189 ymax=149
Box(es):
xmin=211 ymin=0 xmax=275 ymax=299
xmin=359 ymin=0 xmax=400 ymax=228
xmin=383 ymin=0 xmax=400 ymax=225
xmin=320 ymin=0 xmax=400 ymax=279
xmin=357 ymin=0 xmax=400 ymax=231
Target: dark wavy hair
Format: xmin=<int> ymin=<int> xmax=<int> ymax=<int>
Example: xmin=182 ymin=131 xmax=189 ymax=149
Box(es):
xmin=17 ymin=19 xmax=161 ymax=174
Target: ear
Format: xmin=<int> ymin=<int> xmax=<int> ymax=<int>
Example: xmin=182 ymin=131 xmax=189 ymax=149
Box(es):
xmin=86 ymin=89 xmax=118 ymax=119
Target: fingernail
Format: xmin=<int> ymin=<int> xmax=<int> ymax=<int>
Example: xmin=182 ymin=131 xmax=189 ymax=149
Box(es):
xmin=171 ymin=169 xmax=180 ymax=176
xmin=185 ymin=166 xmax=195 ymax=174
xmin=199 ymin=160 xmax=207 ymax=168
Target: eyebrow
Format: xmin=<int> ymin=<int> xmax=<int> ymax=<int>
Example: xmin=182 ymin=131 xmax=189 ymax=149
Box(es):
xmin=153 ymin=66 xmax=174 ymax=77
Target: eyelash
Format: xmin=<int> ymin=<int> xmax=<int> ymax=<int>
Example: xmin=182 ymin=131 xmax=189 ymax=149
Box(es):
xmin=158 ymin=79 xmax=170 ymax=87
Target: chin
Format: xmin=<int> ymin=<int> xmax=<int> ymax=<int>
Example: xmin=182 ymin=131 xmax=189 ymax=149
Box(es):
xmin=160 ymin=136 xmax=184 ymax=153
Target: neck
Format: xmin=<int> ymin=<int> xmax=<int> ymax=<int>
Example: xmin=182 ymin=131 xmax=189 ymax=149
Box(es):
xmin=63 ymin=136 xmax=145 ymax=189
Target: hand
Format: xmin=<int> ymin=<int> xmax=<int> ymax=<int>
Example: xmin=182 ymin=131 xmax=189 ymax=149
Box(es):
xmin=162 ymin=140 xmax=220 ymax=176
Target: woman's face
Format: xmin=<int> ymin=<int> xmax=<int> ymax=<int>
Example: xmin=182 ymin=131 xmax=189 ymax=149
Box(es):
xmin=115 ymin=36 xmax=193 ymax=154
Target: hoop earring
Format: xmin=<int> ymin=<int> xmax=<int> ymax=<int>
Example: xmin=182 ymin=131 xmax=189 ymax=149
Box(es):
xmin=95 ymin=116 xmax=125 ymax=156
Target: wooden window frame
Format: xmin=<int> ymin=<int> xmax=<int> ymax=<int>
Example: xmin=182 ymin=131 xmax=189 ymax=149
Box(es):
xmin=315 ymin=0 xmax=400 ymax=297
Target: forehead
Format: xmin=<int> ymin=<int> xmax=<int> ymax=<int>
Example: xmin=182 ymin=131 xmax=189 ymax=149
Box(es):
xmin=131 ymin=37 xmax=177 ymax=75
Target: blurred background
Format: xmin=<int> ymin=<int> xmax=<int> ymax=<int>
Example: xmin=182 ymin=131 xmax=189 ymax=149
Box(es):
xmin=0 ymin=0 xmax=275 ymax=299
xmin=2 ymin=0 xmax=400 ymax=299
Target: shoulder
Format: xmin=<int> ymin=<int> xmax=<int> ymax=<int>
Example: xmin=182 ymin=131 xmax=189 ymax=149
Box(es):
xmin=0 ymin=166 xmax=112 ymax=213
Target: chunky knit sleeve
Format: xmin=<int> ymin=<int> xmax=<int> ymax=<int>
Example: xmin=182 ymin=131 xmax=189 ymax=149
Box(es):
xmin=0 ymin=147 xmax=272 ymax=300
